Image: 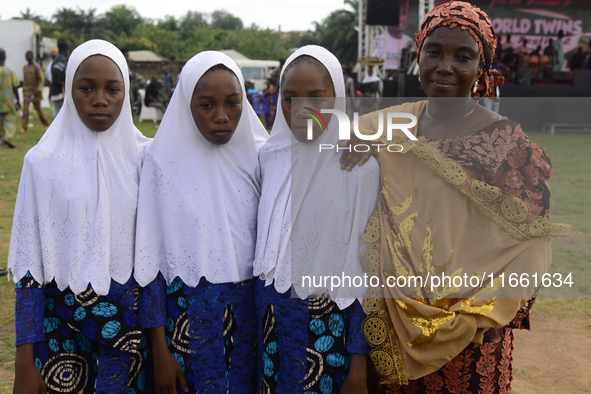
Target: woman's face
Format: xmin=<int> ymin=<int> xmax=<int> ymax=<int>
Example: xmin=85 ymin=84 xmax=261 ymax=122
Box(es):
xmin=281 ymin=61 xmax=335 ymax=143
xmin=72 ymin=55 xmax=125 ymax=132
xmin=419 ymin=26 xmax=481 ymax=98
xmin=190 ymin=68 xmax=243 ymax=145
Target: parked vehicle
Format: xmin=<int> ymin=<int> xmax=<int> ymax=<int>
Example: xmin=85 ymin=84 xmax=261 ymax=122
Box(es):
xmin=233 ymin=59 xmax=279 ymax=90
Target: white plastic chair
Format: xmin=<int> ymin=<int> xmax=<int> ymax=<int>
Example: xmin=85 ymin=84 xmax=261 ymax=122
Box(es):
xmin=138 ymin=89 xmax=163 ymax=123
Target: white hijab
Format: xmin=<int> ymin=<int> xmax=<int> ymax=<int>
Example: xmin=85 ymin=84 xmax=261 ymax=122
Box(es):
xmin=253 ymin=46 xmax=380 ymax=309
xmin=134 ymin=51 xmax=269 ymax=287
xmin=8 ymin=40 xmax=151 ymax=296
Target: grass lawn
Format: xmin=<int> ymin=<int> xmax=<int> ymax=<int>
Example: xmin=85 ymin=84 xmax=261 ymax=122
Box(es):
xmin=0 ymin=111 xmax=589 ymax=390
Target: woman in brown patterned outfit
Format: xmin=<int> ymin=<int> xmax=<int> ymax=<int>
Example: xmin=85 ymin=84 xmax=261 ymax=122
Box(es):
xmin=353 ymin=2 xmax=577 ymax=393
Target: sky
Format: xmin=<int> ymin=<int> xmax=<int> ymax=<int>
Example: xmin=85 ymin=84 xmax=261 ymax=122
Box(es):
xmin=1 ymin=0 xmax=352 ymax=32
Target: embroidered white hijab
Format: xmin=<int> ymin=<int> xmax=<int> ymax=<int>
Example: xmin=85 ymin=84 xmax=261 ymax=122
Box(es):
xmin=253 ymin=45 xmax=380 ymax=309
xmin=134 ymin=51 xmax=269 ymax=287
xmin=8 ymin=39 xmax=151 ymax=295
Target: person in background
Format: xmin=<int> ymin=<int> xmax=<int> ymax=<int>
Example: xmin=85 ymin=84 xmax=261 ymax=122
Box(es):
xmin=270 ymin=57 xmax=286 ymax=87
xmin=569 ymin=46 xmax=585 ymax=70
xmin=145 ymin=77 xmax=166 ymax=115
xmin=502 ymin=47 xmax=520 ymax=82
xmin=161 ymin=65 xmax=174 ymax=98
xmin=359 ymin=65 xmax=383 ymax=114
xmin=20 ymin=50 xmax=50 ymax=134
xmin=516 ymin=38 xmax=529 ymax=66
xmin=553 ymin=30 xmax=565 ymax=72
xmin=130 ymin=71 xmax=146 ymax=112
xmin=529 ymin=45 xmax=542 ymax=67
xmin=344 ymin=65 xmax=357 ymax=118
xmin=46 ymin=47 xmax=58 ymax=84
xmin=501 ymin=34 xmax=515 ymax=56
xmin=156 ymin=78 xmax=170 ymax=106
xmin=50 ymin=42 xmax=69 ymax=117
xmin=0 ymin=48 xmax=20 ymax=148
xmin=246 ymin=79 xmax=260 ymax=105
xmin=544 ymin=38 xmax=555 ymax=68
xmin=262 ymin=78 xmax=278 ymax=128
xmin=344 ymin=66 xmax=356 ymax=98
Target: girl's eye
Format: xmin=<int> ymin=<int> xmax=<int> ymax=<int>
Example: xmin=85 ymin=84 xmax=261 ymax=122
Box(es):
xmin=311 ymin=98 xmax=324 ymax=105
xmin=107 ymin=87 xmax=120 ymax=94
xmin=284 ymin=97 xmax=294 ymax=104
xmin=79 ymin=86 xmax=92 ymax=92
xmin=200 ymin=103 xmax=213 ymax=109
xmin=228 ymin=100 xmax=239 ymax=107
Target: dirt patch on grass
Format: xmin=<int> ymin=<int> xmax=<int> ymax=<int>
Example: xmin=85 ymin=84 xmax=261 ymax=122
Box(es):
xmin=512 ymin=313 xmax=591 ymax=393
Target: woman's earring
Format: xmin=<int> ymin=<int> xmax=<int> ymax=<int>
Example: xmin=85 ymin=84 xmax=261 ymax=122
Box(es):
xmin=473 ymin=80 xmax=479 ymax=93
xmin=418 ymin=69 xmax=421 ymax=82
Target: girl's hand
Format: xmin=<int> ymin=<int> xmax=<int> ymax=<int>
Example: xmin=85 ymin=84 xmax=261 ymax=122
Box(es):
xmin=150 ymin=327 xmax=188 ymax=394
xmin=152 ymin=348 xmax=188 ymax=394
xmin=339 ymin=353 xmax=369 ymax=394
xmin=14 ymin=344 xmax=47 ymax=394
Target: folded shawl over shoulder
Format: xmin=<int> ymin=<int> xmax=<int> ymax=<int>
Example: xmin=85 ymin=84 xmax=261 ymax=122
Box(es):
xmin=134 ymin=51 xmax=269 ymax=287
xmin=253 ymin=45 xmax=380 ymax=309
xmin=8 ymin=40 xmax=152 ymax=296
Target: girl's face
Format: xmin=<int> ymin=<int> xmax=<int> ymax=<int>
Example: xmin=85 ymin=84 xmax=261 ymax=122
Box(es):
xmin=419 ymin=26 xmax=481 ymax=98
xmin=72 ymin=55 xmax=125 ymax=132
xmin=281 ymin=62 xmax=335 ymax=143
xmin=190 ymin=68 xmax=243 ymax=145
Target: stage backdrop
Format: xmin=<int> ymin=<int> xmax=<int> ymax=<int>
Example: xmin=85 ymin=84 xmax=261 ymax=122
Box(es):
xmin=435 ymin=0 xmax=591 ymax=59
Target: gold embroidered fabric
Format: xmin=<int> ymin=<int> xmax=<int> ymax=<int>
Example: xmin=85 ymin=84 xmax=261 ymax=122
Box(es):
xmin=357 ymin=101 xmax=577 ymax=384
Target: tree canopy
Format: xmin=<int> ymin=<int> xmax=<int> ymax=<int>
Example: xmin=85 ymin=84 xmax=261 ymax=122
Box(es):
xmin=11 ymin=3 xmax=359 ymax=64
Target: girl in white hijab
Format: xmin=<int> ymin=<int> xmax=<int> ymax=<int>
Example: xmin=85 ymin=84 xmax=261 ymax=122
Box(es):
xmin=253 ymin=46 xmax=379 ymax=393
xmin=9 ymin=39 xmax=151 ymax=393
xmin=134 ymin=51 xmax=268 ymax=393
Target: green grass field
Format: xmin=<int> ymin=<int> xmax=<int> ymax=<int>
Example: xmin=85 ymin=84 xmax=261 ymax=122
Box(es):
xmin=0 ymin=109 xmax=589 ymax=390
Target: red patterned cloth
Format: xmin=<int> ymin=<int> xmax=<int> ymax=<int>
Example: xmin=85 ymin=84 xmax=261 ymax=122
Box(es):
xmin=415 ymin=1 xmax=504 ymax=99
xmin=426 ymin=118 xmax=553 ymax=221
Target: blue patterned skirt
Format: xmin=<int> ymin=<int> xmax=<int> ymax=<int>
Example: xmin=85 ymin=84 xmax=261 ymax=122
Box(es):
xmin=254 ymin=279 xmax=369 ymax=394
xmin=145 ymin=277 xmax=258 ymax=394
xmin=15 ymin=273 xmax=144 ymax=393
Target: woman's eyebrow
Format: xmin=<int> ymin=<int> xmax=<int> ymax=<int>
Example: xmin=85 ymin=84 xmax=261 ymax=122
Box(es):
xmin=458 ymin=46 xmax=479 ymax=53
xmin=74 ymin=77 xmax=123 ymax=84
xmin=75 ymin=77 xmax=95 ymax=83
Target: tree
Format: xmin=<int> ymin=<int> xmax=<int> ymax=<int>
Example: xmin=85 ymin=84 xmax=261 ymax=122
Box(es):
xmin=13 ymin=8 xmax=43 ymax=23
xmin=301 ymin=0 xmax=359 ymax=64
xmin=179 ymin=11 xmax=208 ymax=39
xmin=103 ymin=5 xmax=142 ymax=36
xmin=51 ymin=7 xmax=111 ymax=44
xmin=211 ymin=10 xmax=243 ymax=31
xmin=159 ymin=15 xmax=179 ymax=32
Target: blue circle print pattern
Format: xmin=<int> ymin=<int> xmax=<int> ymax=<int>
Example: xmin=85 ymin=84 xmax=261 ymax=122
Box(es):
xmin=259 ymin=296 xmax=352 ymax=394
